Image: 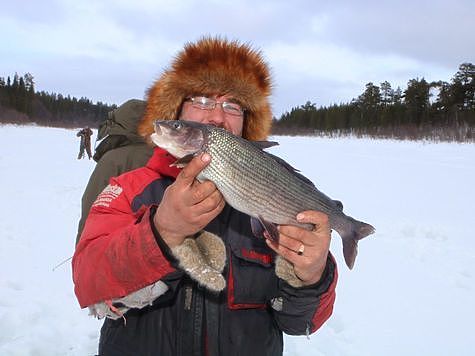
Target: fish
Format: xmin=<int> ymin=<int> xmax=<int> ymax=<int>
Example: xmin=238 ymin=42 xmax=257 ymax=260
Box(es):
xmin=151 ymin=119 xmax=375 ymax=269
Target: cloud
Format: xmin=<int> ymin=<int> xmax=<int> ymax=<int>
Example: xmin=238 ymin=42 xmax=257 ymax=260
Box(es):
xmin=0 ymin=0 xmax=63 ymax=24
xmin=265 ymin=40 xmax=454 ymax=114
xmin=306 ymin=0 xmax=475 ymax=68
xmin=1 ymin=0 xmax=472 ymax=117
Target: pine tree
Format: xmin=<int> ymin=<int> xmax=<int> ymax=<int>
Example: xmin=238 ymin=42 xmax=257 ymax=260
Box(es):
xmin=453 ymin=63 xmax=475 ymax=109
xmin=404 ymin=78 xmax=431 ymax=126
xmin=356 ymin=82 xmax=381 ymax=128
xmin=24 ymin=73 xmax=35 ymax=115
xmin=380 ymin=81 xmax=394 ymax=107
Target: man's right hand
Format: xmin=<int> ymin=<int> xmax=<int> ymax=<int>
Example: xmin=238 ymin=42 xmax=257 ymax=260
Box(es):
xmin=153 ymin=153 xmax=225 ymax=248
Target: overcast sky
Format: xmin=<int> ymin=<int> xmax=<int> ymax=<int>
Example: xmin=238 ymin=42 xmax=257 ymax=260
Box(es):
xmin=1 ymin=0 xmax=474 ymax=116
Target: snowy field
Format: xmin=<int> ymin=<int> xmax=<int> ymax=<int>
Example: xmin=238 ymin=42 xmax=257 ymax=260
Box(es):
xmin=0 ymin=124 xmax=473 ymax=356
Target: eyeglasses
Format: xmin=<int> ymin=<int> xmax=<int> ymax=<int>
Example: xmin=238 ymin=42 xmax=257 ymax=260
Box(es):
xmin=184 ymin=96 xmax=245 ymax=117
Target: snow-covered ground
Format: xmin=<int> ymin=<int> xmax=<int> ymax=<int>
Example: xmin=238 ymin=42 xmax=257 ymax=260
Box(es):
xmin=0 ymin=124 xmax=473 ymax=355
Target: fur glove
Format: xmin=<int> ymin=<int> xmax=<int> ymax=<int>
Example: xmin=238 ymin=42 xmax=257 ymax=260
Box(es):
xmin=171 ymin=231 xmax=227 ymax=292
xmin=275 ymin=255 xmax=306 ymax=288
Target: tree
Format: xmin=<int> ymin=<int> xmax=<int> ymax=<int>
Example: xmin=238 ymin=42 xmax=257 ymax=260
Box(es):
xmin=392 ymin=87 xmax=403 ymax=104
xmin=356 ymin=82 xmax=381 ymax=127
xmin=12 ymin=73 xmax=19 ymax=88
xmin=358 ymin=82 xmax=382 ymax=110
xmin=380 ymin=81 xmax=394 ymax=107
xmin=404 ymin=78 xmax=431 ymax=125
xmin=24 ymin=73 xmax=35 ymax=115
xmin=433 ymin=81 xmax=451 ymax=110
xmin=0 ymin=71 xmax=116 ymax=125
xmin=18 ymin=76 xmax=27 ymax=112
xmin=452 ymin=63 xmax=475 ymax=109
xmin=24 ymin=73 xmax=35 ymax=92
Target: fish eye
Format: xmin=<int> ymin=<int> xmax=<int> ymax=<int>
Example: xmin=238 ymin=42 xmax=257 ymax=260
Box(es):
xmin=172 ymin=121 xmax=182 ymax=130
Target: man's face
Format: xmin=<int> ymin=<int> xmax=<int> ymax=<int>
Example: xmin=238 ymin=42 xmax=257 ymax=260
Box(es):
xmin=178 ymin=94 xmax=244 ymax=136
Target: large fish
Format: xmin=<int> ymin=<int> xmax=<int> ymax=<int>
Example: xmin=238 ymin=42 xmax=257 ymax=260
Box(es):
xmin=151 ymin=120 xmax=375 ymax=269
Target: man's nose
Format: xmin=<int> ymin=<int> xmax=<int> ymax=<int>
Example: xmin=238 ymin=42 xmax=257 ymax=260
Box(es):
xmin=206 ymin=104 xmax=226 ymax=126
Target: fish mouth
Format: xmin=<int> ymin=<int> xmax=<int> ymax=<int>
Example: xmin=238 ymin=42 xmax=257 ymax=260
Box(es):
xmin=153 ymin=120 xmax=163 ymax=136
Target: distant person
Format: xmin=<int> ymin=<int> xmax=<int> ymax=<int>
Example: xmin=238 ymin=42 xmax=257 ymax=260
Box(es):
xmin=76 ymin=99 xmax=153 ymax=243
xmin=76 ymin=126 xmax=93 ymax=159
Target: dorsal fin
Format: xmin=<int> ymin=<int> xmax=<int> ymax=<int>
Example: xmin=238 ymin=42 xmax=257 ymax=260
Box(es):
xmin=333 ymin=199 xmax=344 ymax=211
xmin=250 ymin=140 xmax=279 ymax=150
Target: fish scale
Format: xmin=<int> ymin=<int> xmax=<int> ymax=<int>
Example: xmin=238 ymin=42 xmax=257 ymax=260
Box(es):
xmin=205 ymin=130 xmax=329 ymax=224
xmin=205 ymin=131 xmax=299 ymax=223
xmin=151 ymin=120 xmax=375 ymax=269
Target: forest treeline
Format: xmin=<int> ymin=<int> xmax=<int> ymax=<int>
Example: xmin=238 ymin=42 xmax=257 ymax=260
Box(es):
xmin=0 ymin=73 xmax=116 ymax=128
xmin=273 ymin=63 xmax=475 ymax=142
xmin=1 ymin=64 xmax=475 ymax=141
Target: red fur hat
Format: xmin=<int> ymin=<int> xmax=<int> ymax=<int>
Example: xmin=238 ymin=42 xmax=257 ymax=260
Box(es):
xmin=138 ymin=37 xmax=273 ymax=141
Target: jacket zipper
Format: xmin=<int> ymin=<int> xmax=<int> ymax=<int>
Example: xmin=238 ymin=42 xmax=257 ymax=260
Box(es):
xmin=184 ymin=284 xmax=193 ymax=310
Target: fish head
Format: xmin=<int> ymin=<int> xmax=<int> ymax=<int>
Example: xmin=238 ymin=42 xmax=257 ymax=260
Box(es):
xmin=151 ymin=120 xmax=207 ymax=158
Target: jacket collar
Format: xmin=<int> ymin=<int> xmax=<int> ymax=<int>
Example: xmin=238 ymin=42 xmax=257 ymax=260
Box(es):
xmin=147 ymin=147 xmax=182 ymax=179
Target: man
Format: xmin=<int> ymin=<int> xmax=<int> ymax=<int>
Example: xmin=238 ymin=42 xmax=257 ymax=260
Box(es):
xmin=73 ymin=37 xmax=337 ymax=356
xmin=76 ymin=99 xmax=153 ymax=244
xmin=76 ymin=126 xmax=93 ymax=159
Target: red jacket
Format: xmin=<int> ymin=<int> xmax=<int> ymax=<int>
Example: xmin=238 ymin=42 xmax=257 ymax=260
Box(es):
xmin=73 ymin=147 xmax=337 ymax=356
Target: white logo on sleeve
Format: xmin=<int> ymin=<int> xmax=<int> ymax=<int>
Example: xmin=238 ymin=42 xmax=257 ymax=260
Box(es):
xmin=92 ymin=184 xmax=123 ymax=208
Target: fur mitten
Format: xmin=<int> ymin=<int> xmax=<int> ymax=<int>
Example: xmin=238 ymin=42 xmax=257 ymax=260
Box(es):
xmin=275 ymin=255 xmax=305 ymax=288
xmin=171 ymin=231 xmax=226 ymax=292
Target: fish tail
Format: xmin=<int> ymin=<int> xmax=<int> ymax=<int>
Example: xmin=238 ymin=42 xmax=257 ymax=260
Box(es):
xmin=336 ymin=217 xmax=375 ymax=270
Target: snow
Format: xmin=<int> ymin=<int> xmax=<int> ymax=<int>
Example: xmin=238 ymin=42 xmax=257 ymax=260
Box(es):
xmin=0 ymin=124 xmax=473 ymax=355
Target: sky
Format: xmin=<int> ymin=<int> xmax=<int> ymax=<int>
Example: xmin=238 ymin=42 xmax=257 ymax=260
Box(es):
xmin=1 ymin=124 xmax=474 ymax=355
xmin=1 ymin=0 xmax=474 ymax=116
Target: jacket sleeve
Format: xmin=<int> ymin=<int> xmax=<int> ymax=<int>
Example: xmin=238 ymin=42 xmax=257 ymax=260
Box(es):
xmin=271 ymin=254 xmax=337 ymax=335
xmin=76 ymin=144 xmax=153 ymax=244
xmin=72 ymin=175 xmax=176 ymax=309
xmin=76 ymin=153 xmax=119 ymax=244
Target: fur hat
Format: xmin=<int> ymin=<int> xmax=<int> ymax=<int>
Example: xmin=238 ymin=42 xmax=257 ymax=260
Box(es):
xmin=138 ymin=37 xmax=273 ymax=141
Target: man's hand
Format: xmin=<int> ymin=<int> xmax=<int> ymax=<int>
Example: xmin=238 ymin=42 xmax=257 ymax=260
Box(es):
xmin=153 ymin=153 xmax=225 ymax=248
xmin=266 ymin=211 xmax=331 ymax=286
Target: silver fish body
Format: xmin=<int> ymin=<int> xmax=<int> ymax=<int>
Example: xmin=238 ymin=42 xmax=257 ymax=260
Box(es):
xmin=151 ymin=120 xmax=375 ymax=269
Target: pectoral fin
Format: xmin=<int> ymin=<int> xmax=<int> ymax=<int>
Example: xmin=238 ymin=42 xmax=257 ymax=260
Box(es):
xmin=250 ymin=216 xmax=280 ymax=242
xmin=170 ymin=153 xmax=196 ymax=168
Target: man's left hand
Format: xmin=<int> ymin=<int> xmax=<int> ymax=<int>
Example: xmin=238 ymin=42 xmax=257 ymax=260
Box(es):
xmin=266 ymin=211 xmax=331 ymax=286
